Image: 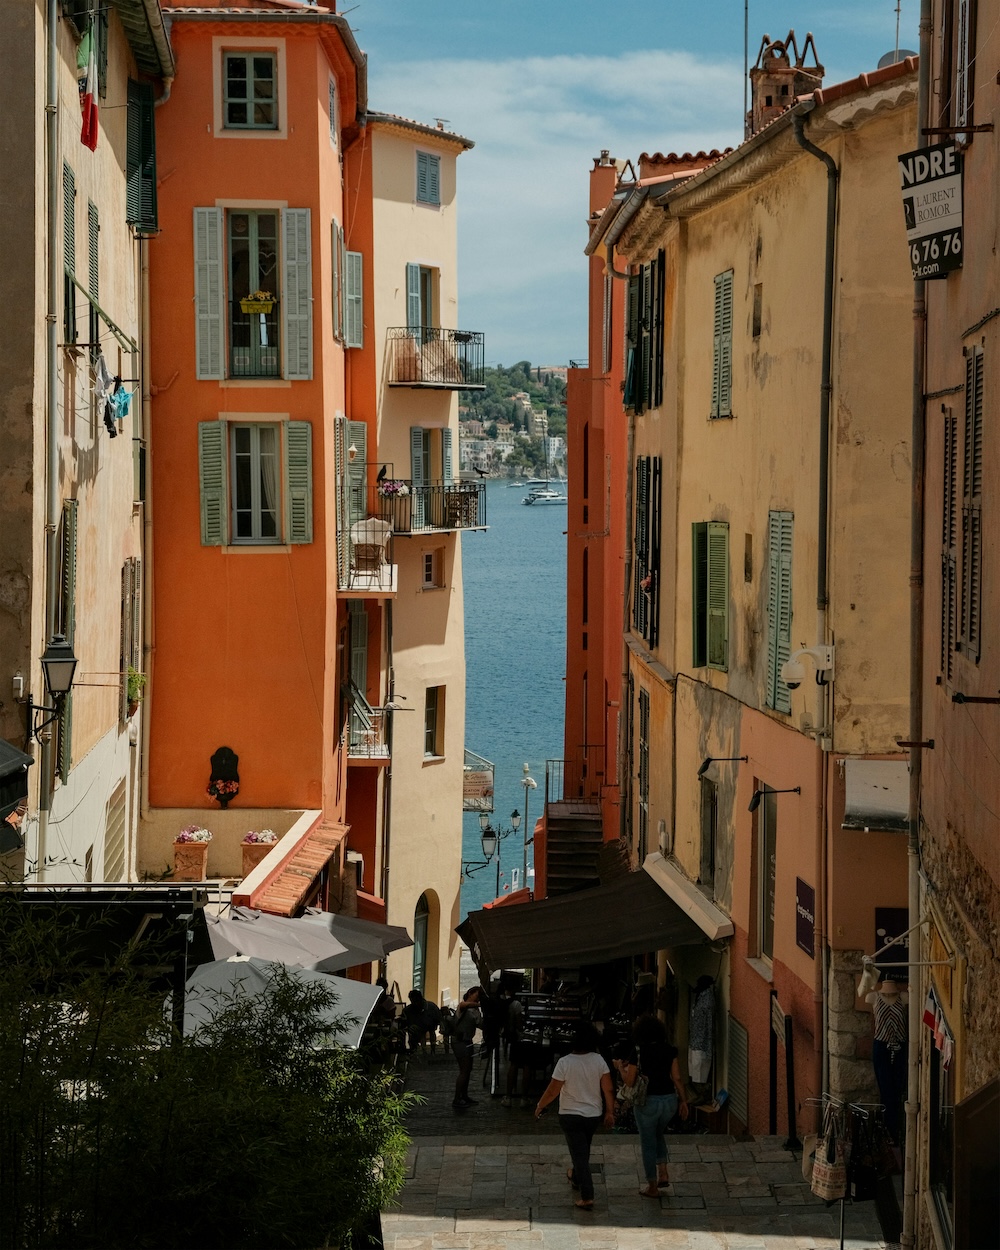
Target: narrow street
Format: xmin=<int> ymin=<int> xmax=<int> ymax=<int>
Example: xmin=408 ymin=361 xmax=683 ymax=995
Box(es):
xmin=382 ymin=1050 xmax=889 ymax=1250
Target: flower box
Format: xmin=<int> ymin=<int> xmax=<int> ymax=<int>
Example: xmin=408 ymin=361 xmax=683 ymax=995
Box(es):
xmin=173 ymin=839 xmax=209 ymax=882
xmin=241 ymin=841 xmax=274 ymax=876
xmin=240 ymin=298 xmax=274 ymax=315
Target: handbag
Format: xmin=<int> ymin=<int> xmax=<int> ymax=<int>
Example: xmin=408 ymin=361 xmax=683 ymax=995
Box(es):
xmin=617 ymin=1049 xmax=648 ymax=1109
xmin=810 ymin=1106 xmax=847 ymax=1202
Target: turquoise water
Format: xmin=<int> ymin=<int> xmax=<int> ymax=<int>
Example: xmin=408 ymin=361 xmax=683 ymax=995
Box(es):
xmin=460 ymin=481 xmax=567 ymax=917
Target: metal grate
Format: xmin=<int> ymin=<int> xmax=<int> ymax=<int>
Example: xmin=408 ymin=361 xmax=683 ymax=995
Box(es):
xmin=104 ymin=780 xmax=127 ymax=882
xmin=727 ymin=1014 xmax=749 ymax=1127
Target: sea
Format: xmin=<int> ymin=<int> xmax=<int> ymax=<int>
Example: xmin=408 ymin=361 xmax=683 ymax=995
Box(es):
xmin=460 ymin=480 xmax=567 ymax=918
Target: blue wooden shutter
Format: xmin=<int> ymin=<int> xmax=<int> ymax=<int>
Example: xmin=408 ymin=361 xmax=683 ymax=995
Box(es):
xmin=282 ymin=208 xmax=313 ymax=380
xmin=198 ymin=421 xmax=228 ymax=545
xmin=334 ymin=416 xmax=348 ymax=584
xmin=285 ymin=420 xmax=313 ymax=543
xmin=406 ymin=263 xmax=422 ymax=333
xmin=441 ymin=427 xmax=453 ymax=483
xmin=411 ymin=425 xmax=427 ymax=528
xmin=193 ymin=208 xmax=224 ymax=379
xmin=416 ymin=152 xmax=440 ymax=204
xmin=345 ymin=251 xmax=363 ymax=348
xmin=347 ymin=419 xmax=367 ymax=528
xmin=767 ymin=511 xmax=793 ymax=711
xmin=706 ymin=522 xmax=729 ymax=670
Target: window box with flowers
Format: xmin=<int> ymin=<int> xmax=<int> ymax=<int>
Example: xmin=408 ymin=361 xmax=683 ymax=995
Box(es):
xmin=241 ymin=828 xmax=279 ymax=875
xmin=377 ymin=479 xmax=410 ymax=498
xmin=239 ymin=289 xmax=275 ymax=315
xmin=207 ymin=778 xmax=240 ymax=809
xmin=173 ymin=825 xmax=212 ymax=881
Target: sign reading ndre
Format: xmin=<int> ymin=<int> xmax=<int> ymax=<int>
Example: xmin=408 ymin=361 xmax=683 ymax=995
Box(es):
xmin=898 ymin=142 xmax=963 ymax=279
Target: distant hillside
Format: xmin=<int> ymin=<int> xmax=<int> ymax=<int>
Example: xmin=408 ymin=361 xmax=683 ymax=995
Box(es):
xmin=460 ymin=361 xmax=567 ymax=437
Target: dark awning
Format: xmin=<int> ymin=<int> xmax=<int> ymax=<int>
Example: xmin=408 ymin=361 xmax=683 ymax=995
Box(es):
xmin=842 ymin=760 xmax=909 ymax=832
xmin=0 ymin=738 xmax=34 ymax=833
xmin=458 ymin=870 xmax=710 ymax=978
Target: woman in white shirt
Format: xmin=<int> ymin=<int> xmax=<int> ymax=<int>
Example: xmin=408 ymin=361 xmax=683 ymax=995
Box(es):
xmin=534 ymin=1022 xmax=615 ymax=1209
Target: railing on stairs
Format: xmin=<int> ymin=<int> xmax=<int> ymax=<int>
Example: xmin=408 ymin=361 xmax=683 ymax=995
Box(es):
xmin=545 ymin=745 xmax=605 ymax=805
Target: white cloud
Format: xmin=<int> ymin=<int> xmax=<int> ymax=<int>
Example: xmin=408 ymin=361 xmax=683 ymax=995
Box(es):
xmin=368 ymin=50 xmax=744 ymax=363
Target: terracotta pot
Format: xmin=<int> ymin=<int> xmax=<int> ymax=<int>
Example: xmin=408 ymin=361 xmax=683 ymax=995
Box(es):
xmin=173 ymin=840 xmax=209 ymax=882
xmin=241 ymin=841 xmax=274 ymax=876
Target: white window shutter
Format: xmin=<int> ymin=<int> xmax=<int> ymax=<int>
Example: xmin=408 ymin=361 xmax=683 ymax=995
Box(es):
xmin=331 ymin=219 xmax=342 ymax=342
xmin=193 ymin=208 xmax=224 ymax=380
xmin=282 ymin=208 xmax=313 ymax=380
xmin=406 ymin=263 xmax=422 ymax=332
xmin=285 ymin=420 xmax=313 ymax=543
xmin=198 ymin=420 xmax=228 ymax=545
xmin=345 ymin=251 xmax=363 ymax=348
xmin=442 ymin=427 xmax=453 ymax=483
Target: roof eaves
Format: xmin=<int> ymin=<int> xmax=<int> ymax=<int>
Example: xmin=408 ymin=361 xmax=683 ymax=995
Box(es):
xmin=366 ymin=110 xmax=474 ymax=150
xmin=114 ymin=0 xmax=175 ymax=77
xmin=584 ymin=186 xmax=647 ymax=257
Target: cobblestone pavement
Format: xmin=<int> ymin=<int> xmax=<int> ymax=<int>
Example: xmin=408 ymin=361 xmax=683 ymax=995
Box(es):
xmin=381 ymin=1048 xmax=889 ymax=1250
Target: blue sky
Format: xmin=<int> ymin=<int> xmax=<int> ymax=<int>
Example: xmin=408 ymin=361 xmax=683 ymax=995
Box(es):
xmin=352 ymin=1 xmax=919 ymax=365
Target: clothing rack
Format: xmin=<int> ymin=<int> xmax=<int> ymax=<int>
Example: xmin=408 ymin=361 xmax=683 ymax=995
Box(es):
xmin=804 ymin=1095 xmax=888 ymax=1250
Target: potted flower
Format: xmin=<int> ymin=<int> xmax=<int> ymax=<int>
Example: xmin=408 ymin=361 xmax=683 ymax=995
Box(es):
xmin=640 ymin=573 xmax=654 ymax=595
xmin=377 ymin=479 xmax=410 ymax=498
xmin=173 ymin=825 xmax=212 ymax=881
xmin=126 ymin=665 xmax=147 ymax=717
xmin=207 ymin=777 xmax=239 ymax=809
xmin=241 ymin=828 xmax=279 ymax=875
xmin=239 ymin=288 xmax=275 ymax=315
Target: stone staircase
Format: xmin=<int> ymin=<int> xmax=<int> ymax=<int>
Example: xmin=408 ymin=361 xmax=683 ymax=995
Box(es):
xmin=544 ymin=800 xmax=603 ymax=895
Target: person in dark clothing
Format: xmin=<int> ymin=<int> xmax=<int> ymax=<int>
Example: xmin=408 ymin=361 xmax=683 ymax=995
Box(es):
xmin=451 ymin=986 xmax=483 ymax=1108
xmin=616 ymin=1014 xmax=689 ymax=1196
xmin=402 ymin=989 xmax=430 ymax=1052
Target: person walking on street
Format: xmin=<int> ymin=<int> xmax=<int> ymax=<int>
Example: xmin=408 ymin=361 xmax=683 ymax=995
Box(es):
xmin=616 ymin=1014 xmax=689 ymax=1197
xmin=534 ymin=1022 xmax=615 ymax=1210
xmin=451 ymin=986 xmax=483 ymax=1109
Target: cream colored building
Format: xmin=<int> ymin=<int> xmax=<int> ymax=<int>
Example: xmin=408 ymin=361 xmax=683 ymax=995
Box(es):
xmin=592 ymin=50 xmax=918 ymax=1134
xmin=0 ymin=1 xmax=172 ymax=880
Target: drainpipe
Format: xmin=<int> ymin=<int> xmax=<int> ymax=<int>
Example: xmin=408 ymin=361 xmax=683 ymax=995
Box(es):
xmin=38 ymin=0 xmax=61 ymax=878
xmin=792 ymin=108 xmax=838 ymax=1109
xmin=139 ymin=237 xmax=153 ymax=819
xmin=902 ymin=14 xmax=931 ymax=1248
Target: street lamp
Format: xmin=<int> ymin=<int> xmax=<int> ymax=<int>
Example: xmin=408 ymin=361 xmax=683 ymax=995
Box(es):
xmin=464 ymin=808 xmax=521 ymax=896
xmin=24 ymin=634 xmax=78 ymax=748
xmin=521 ymin=763 xmax=537 ymax=891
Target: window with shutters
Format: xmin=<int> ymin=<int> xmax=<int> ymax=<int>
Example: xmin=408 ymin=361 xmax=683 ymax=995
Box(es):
xmin=766 ymin=511 xmax=793 ymax=712
xmin=941 ymin=407 xmax=959 ymax=680
xmin=751 ymin=786 xmax=778 ymax=961
xmin=63 ymin=162 xmax=77 ymax=344
xmin=330 ymin=222 xmax=362 ymax=349
xmin=88 ymin=201 xmax=100 ymax=349
xmin=699 ymin=776 xmax=718 ymax=893
xmin=126 ymin=80 xmax=158 ymax=234
xmin=198 ymin=419 xmax=313 ymax=546
xmin=711 ymin=270 xmax=734 ymax=418
xmin=104 ymin=780 xmax=128 ymax=882
xmin=331 ymin=219 xmax=346 ymax=343
xmin=637 ymin=688 xmax=650 ymax=861
xmin=422 ymin=549 xmax=444 ymax=589
xmin=328 ymin=77 xmax=338 ymax=146
xmin=56 ymin=500 xmax=78 ymax=780
xmin=194 ymin=206 xmax=312 ymax=381
xmin=424 ymin=686 xmax=445 ymax=757
xmin=623 ymin=253 xmax=665 ymax=413
xmin=959 ymin=346 xmax=983 ymax=659
xmin=632 ymin=455 xmax=661 ymax=647
xmin=692 ymin=521 xmax=730 ymax=671
xmin=416 ymin=152 xmax=441 ymax=205
xmin=602 ymin=274 xmax=613 ymax=375
xmin=119 ymin=558 xmax=142 ymax=722
xmin=946 ymin=0 xmax=977 ymax=131
xmin=223 ymin=53 xmax=278 ymax=129
xmin=406 ymin=264 xmax=436 ymax=339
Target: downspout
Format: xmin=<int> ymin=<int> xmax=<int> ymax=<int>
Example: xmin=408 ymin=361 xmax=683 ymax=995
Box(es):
xmin=902 ymin=17 xmax=931 ymax=1249
xmin=139 ymin=237 xmax=153 ymax=819
xmin=39 ymin=0 xmax=60 ymax=877
xmin=792 ymin=108 xmax=839 ymax=1108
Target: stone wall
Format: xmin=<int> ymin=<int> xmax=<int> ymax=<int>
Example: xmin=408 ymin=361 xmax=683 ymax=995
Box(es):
xmin=828 ymin=949 xmax=880 ymax=1107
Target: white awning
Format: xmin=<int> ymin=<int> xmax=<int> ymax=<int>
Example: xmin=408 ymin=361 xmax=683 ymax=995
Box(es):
xmin=842 ymin=759 xmax=909 ymax=833
xmin=642 ymin=852 xmax=735 ymax=942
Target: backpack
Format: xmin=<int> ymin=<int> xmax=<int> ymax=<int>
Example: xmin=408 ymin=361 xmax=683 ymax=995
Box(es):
xmin=453 ymin=1006 xmax=480 ymax=1042
xmin=423 ymin=1000 xmax=442 ymax=1029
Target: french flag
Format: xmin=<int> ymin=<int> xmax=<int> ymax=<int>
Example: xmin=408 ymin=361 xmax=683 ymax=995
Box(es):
xmin=79 ymin=22 xmax=98 ymax=151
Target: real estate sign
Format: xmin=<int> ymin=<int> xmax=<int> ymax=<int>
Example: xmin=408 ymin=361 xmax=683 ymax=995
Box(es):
xmin=899 ymin=142 xmax=963 ymax=279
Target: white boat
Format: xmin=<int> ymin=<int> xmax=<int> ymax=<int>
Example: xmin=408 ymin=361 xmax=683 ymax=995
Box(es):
xmin=521 ymin=486 xmax=567 ymax=506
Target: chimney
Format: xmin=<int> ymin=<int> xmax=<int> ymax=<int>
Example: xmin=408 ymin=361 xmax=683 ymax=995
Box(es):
xmin=747 ymin=31 xmax=824 ymax=138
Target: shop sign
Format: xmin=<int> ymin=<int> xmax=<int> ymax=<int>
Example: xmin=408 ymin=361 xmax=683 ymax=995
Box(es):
xmin=795 ymin=878 xmax=815 ymax=957
xmin=462 ymin=769 xmax=494 ymax=812
xmin=898 ymin=142 xmax=963 ymax=279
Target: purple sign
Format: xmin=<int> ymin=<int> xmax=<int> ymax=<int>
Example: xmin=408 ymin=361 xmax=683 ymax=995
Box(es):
xmin=795 ymin=878 xmax=815 ymax=958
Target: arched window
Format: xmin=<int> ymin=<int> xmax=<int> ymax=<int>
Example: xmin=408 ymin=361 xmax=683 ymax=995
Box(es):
xmin=412 ymin=893 xmax=430 ymax=994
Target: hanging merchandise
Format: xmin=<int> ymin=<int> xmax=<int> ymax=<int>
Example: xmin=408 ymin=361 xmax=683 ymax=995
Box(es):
xmin=922 ymin=984 xmax=954 ymax=1069
xmin=688 ymin=975 xmax=715 ymax=1085
xmin=865 ymin=979 xmax=908 ymax=1142
xmin=810 ymin=1101 xmax=848 ymax=1202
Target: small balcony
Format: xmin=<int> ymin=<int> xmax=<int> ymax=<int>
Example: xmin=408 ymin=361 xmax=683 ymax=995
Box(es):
xmin=347 ymin=685 xmax=390 ymax=763
xmin=229 ymin=299 xmax=280 ymax=378
xmin=340 ymin=514 xmax=397 ymax=597
xmin=386 ymin=327 xmax=485 ymax=390
xmin=374 ymin=480 xmax=486 ymax=534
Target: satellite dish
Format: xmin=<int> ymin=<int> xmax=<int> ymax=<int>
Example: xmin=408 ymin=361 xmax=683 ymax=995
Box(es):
xmin=878 ymin=49 xmax=918 ymax=68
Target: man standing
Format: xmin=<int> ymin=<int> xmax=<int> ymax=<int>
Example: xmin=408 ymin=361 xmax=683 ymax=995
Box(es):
xmin=451 ymin=986 xmax=483 ymax=1109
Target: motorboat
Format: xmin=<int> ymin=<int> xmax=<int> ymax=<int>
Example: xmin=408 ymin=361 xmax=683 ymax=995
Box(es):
xmin=521 ymin=486 xmax=567 ymax=506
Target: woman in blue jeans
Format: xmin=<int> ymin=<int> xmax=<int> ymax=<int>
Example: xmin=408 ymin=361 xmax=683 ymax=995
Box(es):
xmin=617 ymin=1015 xmax=689 ymax=1197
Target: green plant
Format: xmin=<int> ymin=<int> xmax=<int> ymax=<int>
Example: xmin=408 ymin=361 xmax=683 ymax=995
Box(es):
xmin=126 ymin=666 xmax=147 ymax=705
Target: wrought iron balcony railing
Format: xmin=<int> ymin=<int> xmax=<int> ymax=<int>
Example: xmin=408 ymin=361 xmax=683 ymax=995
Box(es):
xmin=347 ymin=683 xmax=390 ymax=761
xmin=370 ymin=480 xmax=486 ymax=533
xmin=385 ymin=327 xmax=485 ymax=390
xmin=229 ymin=299 xmax=281 ymax=378
xmin=340 ymin=514 xmax=396 ymax=595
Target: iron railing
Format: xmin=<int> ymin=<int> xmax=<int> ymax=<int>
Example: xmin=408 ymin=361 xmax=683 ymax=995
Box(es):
xmin=385 ymin=327 xmax=486 ymax=390
xmin=545 ymin=746 xmax=605 ymax=805
xmin=341 ymin=516 xmax=395 ymax=593
xmin=353 ymin=480 xmax=487 ymax=534
xmin=229 ymin=299 xmax=280 ymax=378
xmin=347 ymin=685 xmax=390 ymax=760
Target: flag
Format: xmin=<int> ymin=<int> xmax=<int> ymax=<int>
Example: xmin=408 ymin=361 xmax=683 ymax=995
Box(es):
xmin=922 ymin=986 xmax=937 ymax=1031
xmin=79 ymin=21 xmax=98 ymax=151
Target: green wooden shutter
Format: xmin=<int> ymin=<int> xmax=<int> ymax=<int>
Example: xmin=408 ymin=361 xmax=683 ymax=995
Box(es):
xmin=63 ymin=162 xmax=77 ymax=343
xmin=285 ymin=421 xmax=313 ymax=543
xmin=638 ymin=262 xmax=652 ymax=413
xmin=961 ymin=347 xmax=984 ymax=658
xmin=766 ymin=511 xmax=793 ymax=711
xmin=57 ymin=500 xmax=78 ymax=780
xmin=88 ymin=202 xmax=99 ymax=300
xmin=717 ymin=270 xmax=734 ymax=417
xmin=623 ymin=272 xmax=640 ymax=409
xmin=652 ymin=251 xmax=665 ymax=408
xmin=126 ymin=81 xmax=157 ymax=232
xmin=942 ymin=413 xmax=958 ymax=679
xmin=198 ymin=421 xmax=228 ymax=545
xmin=347 ymin=419 xmax=367 ymax=527
xmin=417 ymin=152 xmax=440 ymax=204
xmin=633 ymin=457 xmax=649 ymax=636
xmin=333 ymin=416 xmax=348 ymax=585
xmin=706 ymin=522 xmax=729 ymax=670
xmin=328 ymin=77 xmax=338 ymax=143
xmin=406 ymin=263 xmax=422 ymax=333
xmin=648 ymin=456 xmax=661 ymax=647
xmin=345 ymin=251 xmax=363 ymax=348
xmin=350 ymin=603 xmax=368 ymax=692
xmin=692 ymin=523 xmax=708 ymax=667
xmin=282 ymin=208 xmax=313 ymax=380
xmin=441 ymin=427 xmax=453 ymax=483
xmin=331 ymin=219 xmax=342 ymax=342
xmin=193 ymin=208 xmax=224 ymax=379
xmin=411 ymin=425 xmax=427 ymax=528
xmin=97 ymin=6 xmax=108 ymax=97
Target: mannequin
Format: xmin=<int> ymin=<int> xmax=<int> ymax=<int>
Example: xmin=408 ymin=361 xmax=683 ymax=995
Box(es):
xmin=688 ymin=976 xmax=715 ymax=1086
xmin=865 ymin=979 xmax=908 ymax=1142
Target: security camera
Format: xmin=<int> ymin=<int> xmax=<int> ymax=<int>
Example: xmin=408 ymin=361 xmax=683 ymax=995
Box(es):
xmin=781 ymin=658 xmax=807 ymax=690
xmin=780 ymin=646 xmax=835 ymax=692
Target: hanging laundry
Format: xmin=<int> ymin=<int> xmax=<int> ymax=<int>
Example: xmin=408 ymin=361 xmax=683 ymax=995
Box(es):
xmin=111 ymin=383 xmax=131 ymax=423
xmin=93 ymin=353 xmax=118 ymax=438
xmin=78 ymin=20 xmax=99 ymax=151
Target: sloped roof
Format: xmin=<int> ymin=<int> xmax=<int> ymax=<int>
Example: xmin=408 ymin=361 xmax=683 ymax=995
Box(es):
xmin=367 ymin=110 xmax=474 ymax=150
